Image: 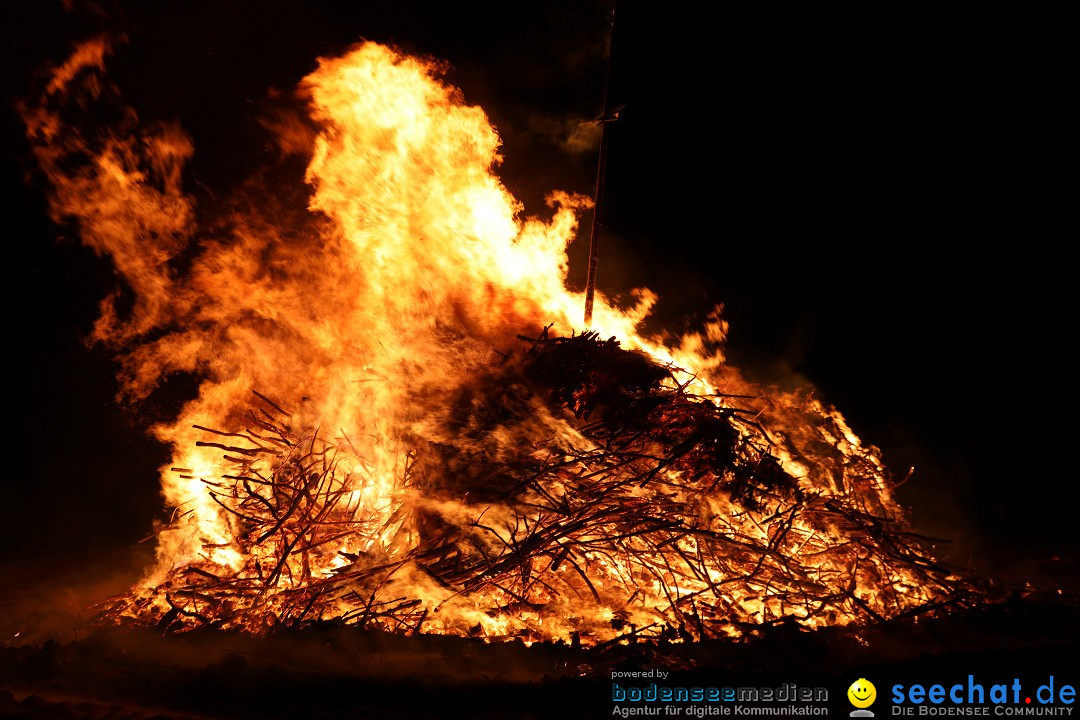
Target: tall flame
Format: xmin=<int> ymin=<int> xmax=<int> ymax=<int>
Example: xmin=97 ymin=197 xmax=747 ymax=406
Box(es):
xmin=23 ymin=38 xmax=963 ymax=642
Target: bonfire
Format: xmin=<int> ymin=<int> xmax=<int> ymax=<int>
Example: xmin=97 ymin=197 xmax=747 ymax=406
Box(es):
xmin=22 ymin=37 xmax=976 ymax=646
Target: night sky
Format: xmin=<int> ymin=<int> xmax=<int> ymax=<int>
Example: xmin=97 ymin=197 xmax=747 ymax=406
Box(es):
xmin=1 ymin=2 xmax=1074 ymax=599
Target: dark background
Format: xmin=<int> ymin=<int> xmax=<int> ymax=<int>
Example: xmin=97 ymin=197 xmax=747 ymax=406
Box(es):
xmin=1 ymin=2 xmax=1073 ymax=603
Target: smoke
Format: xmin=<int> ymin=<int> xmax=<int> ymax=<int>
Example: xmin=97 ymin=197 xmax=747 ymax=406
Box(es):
xmin=525 ymin=114 xmax=602 ymax=155
xmin=0 ymin=543 xmax=153 ymax=647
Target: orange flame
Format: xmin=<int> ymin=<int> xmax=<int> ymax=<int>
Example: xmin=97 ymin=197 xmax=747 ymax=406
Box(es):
xmin=23 ymin=38 xmax=961 ymax=642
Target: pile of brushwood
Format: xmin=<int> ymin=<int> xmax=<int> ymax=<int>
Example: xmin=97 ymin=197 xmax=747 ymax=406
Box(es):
xmin=104 ymin=330 xmax=978 ymax=643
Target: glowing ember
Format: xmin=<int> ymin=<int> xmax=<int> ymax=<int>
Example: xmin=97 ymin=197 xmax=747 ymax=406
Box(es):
xmin=22 ymin=38 xmax=973 ymax=644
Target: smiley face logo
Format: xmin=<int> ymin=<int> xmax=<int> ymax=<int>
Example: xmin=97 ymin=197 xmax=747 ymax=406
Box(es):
xmin=848 ymin=678 xmax=877 ymax=709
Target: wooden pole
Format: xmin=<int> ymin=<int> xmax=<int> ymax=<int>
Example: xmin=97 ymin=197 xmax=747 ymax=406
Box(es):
xmin=584 ymin=1 xmax=617 ymax=327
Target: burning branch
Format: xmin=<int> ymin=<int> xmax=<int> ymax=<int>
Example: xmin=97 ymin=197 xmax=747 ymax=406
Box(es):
xmin=103 ymin=333 xmax=977 ymax=643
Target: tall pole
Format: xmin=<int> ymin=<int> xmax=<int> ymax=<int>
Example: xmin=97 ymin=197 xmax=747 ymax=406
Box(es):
xmin=584 ymin=1 xmax=617 ymax=328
